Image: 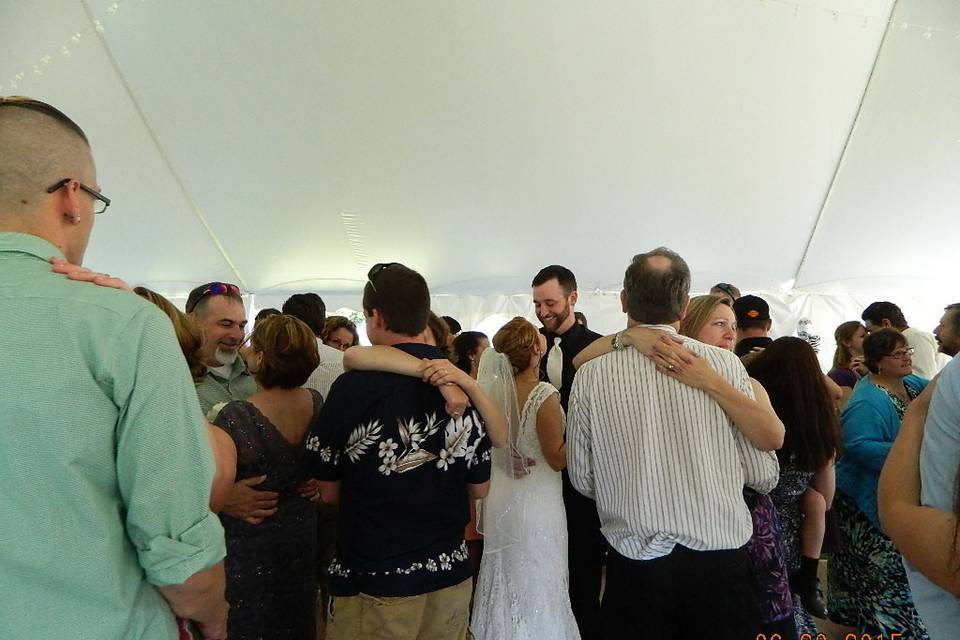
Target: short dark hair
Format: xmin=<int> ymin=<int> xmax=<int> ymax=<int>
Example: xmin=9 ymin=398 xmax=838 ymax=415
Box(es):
xmin=362 ymin=263 xmax=430 ymax=336
xmin=622 ymin=247 xmax=691 ymax=324
xmin=945 ymin=303 xmax=960 ymax=337
xmin=250 ymin=315 xmax=320 ymax=389
xmin=531 ymin=265 xmax=578 ymax=295
xmin=186 ymin=282 xmax=243 ymax=315
xmin=255 ymin=308 xmax=281 ymax=323
xmin=282 ymin=293 xmax=326 ymax=335
xmin=862 ymin=328 xmax=907 ymax=374
xmin=862 ymin=301 xmax=907 ymax=329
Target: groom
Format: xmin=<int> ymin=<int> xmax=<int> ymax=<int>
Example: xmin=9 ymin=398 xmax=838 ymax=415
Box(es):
xmin=531 ymin=265 xmax=603 ymax=640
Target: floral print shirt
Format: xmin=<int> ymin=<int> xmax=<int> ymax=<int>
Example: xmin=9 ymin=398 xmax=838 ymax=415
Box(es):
xmin=308 ymin=343 xmax=492 ymax=597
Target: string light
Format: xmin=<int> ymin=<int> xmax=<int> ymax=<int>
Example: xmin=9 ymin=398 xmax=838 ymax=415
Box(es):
xmin=5 ymin=0 xmax=960 ymax=97
xmin=1 ymin=0 xmax=137 ymax=93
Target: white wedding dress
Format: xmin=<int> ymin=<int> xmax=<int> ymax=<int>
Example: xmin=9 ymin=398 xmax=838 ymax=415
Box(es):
xmin=470 ymin=381 xmax=581 ymax=640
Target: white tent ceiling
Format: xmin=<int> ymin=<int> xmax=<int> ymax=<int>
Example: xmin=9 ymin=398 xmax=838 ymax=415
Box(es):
xmin=3 ymin=0 xmax=959 ymax=343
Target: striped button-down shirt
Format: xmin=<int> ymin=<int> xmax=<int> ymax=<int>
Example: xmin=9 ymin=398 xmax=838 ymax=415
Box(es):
xmin=567 ymin=325 xmax=779 ymax=560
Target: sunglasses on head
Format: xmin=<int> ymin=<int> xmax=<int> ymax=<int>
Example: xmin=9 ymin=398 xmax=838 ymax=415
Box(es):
xmin=187 ymin=282 xmax=241 ymax=312
xmin=714 ymin=283 xmax=738 ymax=299
xmin=367 ymin=262 xmax=400 ymax=292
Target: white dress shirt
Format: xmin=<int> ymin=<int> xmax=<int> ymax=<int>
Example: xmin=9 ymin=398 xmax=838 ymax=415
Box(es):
xmin=567 ymin=325 xmax=780 ymax=561
xmin=902 ymin=326 xmax=940 ymax=379
xmin=304 ymin=338 xmax=345 ymax=400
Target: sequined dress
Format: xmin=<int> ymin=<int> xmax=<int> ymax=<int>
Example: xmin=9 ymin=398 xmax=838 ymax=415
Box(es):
xmin=214 ymin=390 xmax=321 ymax=640
xmin=470 ymin=382 xmax=580 ymax=640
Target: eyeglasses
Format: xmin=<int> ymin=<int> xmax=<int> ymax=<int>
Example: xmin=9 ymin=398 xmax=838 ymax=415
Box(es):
xmin=884 ymin=347 xmax=915 ymax=360
xmin=46 ymin=178 xmax=111 ymax=214
xmin=186 ymin=282 xmax=241 ymax=313
xmin=367 ymin=262 xmax=399 ymax=292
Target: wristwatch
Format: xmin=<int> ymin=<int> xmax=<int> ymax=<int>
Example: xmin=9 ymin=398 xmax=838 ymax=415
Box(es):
xmin=612 ymin=330 xmax=626 ymax=351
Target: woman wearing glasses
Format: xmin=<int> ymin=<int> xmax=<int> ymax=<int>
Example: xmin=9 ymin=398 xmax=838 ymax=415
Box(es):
xmin=828 ymin=328 xmax=930 ymax=639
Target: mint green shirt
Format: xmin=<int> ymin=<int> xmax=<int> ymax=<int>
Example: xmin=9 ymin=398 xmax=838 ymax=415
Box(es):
xmin=0 ymin=233 xmax=226 ymax=639
xmin=196 ymin=358 xmax=257 ymax=416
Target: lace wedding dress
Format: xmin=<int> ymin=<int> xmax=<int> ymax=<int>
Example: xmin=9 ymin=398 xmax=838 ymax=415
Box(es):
xmin=470 ymin=381 xmax=581 ymax=640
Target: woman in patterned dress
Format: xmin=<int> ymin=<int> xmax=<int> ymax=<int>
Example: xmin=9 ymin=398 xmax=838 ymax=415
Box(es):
xmin=747 ymin=337 xmax=843 ymax=634
xmin=828 ymin=328 xmax=930 ymax=639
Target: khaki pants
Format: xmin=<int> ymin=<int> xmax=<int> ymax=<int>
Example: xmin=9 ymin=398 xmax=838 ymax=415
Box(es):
xmin=326 ymin=578 xmax=472 ymax=640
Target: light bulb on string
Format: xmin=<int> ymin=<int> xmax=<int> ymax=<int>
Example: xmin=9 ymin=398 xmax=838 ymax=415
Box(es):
xmin=33 ymin=65 xmax=43 ymax=77
xmin=61 ymin=45 xmax=71 ymax=58
xmin=832 ymin=10 xmax=839 ymax=22
xmin=71 ymin=32 xmax=82 ymax=43
xmin=923 ymin=28 xmax=933 ymax=39
xmin=95 ymin=20 xmax=105 ymax=33
xmin=900 ymin=22 xmax=909 ymax=30
xmin=40 ymin=55 xmax=52 ymax=65
xmin=107 ymin=2 xmax=119 ymax=15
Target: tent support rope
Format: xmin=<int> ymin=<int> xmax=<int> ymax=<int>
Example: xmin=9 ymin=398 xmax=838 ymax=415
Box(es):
xmin=80 ymin=0 xmax=249 ymax=291
xmin=793 ymin=0 xmax=899 ymax=288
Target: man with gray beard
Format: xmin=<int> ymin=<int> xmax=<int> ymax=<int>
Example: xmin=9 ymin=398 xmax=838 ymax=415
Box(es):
xmin=187 ymin=281 xmax=256 ymax=415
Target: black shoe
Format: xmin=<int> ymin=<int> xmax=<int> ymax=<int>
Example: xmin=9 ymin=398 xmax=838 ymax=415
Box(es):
xmin=792 ymin=576 xmax=828 ymax=619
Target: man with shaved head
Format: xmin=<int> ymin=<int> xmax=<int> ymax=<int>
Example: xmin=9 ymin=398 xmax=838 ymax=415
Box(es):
xmin=0 ymin=97 xmax=228 ymax=639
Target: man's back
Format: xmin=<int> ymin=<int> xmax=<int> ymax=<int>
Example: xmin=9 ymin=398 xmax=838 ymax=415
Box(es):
xmin=0 ymin=233 xmax=225 ymax=639
xmin=311 ymin=343 xmax=491 ymax=598
xmin=568 ymin=330 xmax=779 ymax=560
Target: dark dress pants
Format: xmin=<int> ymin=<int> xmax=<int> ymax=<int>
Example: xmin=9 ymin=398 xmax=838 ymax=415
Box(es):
xmin=563 ymin=471 xmax=606 ymax=640
xmin=601 ymin=544 xmax=763 ymax=640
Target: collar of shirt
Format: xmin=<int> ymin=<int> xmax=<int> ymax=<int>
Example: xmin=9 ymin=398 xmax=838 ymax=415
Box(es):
xmin=0 ymin=232 xmax=65 ymax=261
xmin=541 ymin=321 xmax=588 ymax=343
xmin=634 ymin=324 xmax=680 ymax=335
xmin=207 ymin=357 xmax=251 ymax=382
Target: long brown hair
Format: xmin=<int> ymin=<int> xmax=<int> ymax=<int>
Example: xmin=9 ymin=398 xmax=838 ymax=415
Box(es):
xmin=746 ymin=337 xmax=841 ymax=471
xmin=133 ymin=286 xmax=206 ymax=381
xmin=492 ymin=317 xmax=540 ymax=375
xmin=680 ymin=294 xmax=731 ymax=340
xmin=426 ymin=312 xmax=453 ymax=360
xmin=832 ymin=320 xmax=863 ymax=369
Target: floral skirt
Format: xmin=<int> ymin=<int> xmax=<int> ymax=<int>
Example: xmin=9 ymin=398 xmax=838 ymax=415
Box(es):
xmin=744 ymin=490 xmax=794 ymax=625
xmin=827 ymin=492 xmax=928 ymax=640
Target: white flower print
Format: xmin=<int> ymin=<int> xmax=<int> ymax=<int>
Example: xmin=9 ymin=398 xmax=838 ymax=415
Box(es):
xmin=378 ymin=457 xmax=398 ymax=476
xmin=426 ymin=559 xmax=438 ymax=572
xmin=305 ymin=435 xmax=320 ymax=452
xmin=319 ymin=446 xmax=333 ymax=462
xmin=439 ymin=553 xmax=452 ymax=571
xmin=436 ymin=448 xmax=451 ymax=470
xmin=378 ymin=438 xmax=399 ymax=460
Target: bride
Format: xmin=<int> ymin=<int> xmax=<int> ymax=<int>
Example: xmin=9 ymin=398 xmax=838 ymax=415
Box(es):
xmin=471 ymin=317 xmax=580 ymax=640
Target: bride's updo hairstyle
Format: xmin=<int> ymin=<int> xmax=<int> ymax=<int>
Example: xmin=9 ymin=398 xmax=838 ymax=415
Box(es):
xmin=493 ymin=317 xmax=540 ymax=374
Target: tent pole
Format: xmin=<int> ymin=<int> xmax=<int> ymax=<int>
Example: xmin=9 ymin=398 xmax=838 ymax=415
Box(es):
xmin=80 ymin=0 xmax=250 ymax=291
xmin=793 ymin=0 xmax=900 ymax=288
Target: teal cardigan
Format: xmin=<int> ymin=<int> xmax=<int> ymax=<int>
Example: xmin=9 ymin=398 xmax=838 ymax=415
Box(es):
xmin=836 ymin=374 xmax=928 ymax=529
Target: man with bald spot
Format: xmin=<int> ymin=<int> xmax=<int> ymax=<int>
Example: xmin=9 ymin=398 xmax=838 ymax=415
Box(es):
xmin=0 ymin=97 xmax=228 ymax=639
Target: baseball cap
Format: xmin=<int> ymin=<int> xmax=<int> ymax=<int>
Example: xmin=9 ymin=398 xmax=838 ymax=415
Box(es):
xmin=733 ymin=295 xmax=770 ymax=325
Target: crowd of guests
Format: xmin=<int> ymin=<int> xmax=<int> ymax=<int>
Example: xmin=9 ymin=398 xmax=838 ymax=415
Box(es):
xmin=3 ymin=96 xmax=960 ymax=640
